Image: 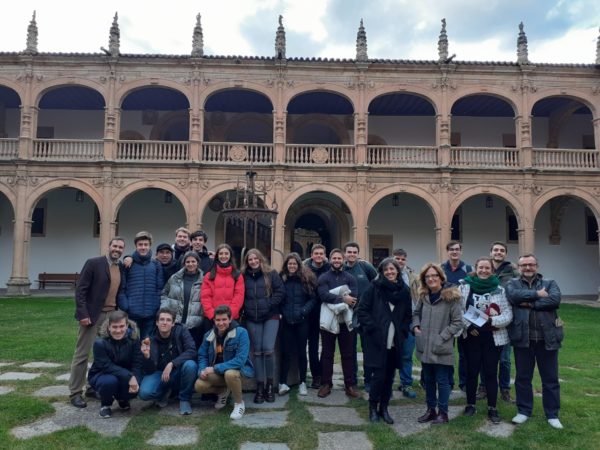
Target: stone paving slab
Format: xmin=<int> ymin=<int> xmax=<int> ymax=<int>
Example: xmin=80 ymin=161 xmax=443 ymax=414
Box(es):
xmin=0 ymin=372 xmax=42 ymax=381
xmin=317 ymin=431 xmax=373 ymax=450
xmin=0 ymin=386 xmax=15 ymax=395
xmin=157 ymin=401 xmax=217 ymax=417
xmin=233 ymin=411 xmax=288 ymax=429
xmin=477 ymin=421 xmax=515 ymax=438
xmin=11 ymin=400 xmax=149 ymax=439
xmin=308 ymin=406 xmax=366 ymax=425
xmin=243 ymin=392 xmax=289 ymax=409
xmin=21 ymin=362 xmax=62 ymax=369
xmin=33 ymin=385 xmax=70 ymax=397
xmin=388 ymin=404 xmax=462 ymax=437
xmin=55 ymin=372 xmax=70 ymax=381
xmin=449 ymin=389 xmax=466 ymax=400
xmin=0 ymin=362 xmax=14 ymax=367
xmin=361 ymin=389 xmax=418 ymax=401
xmin=146 ymin=426 xmax=198 ymax=446
xmin=240 ymin=443 xmax=291 ymax=450
xmin=298 ymin=388 xmax=350 ymax=406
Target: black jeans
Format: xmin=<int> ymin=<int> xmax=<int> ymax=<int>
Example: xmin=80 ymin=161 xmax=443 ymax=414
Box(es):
xmin=514 ymin=340 xmax=560 ymax=419
xmin=369 ymin=347 xmax=397 ymax=405
xmin=280 ymin=320 xmax=309 ymax=384
xmin=462 ymin=328 xmax=500 ymax=407
xmin=308 ymin=306 xmax=321 ymax=379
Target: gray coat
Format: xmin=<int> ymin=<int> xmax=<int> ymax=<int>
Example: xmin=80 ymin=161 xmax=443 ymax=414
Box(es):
xmin=412 ymin=285 xmax=463 ymax=366
xmin=161 ymin=268 xmax=203 ymax=330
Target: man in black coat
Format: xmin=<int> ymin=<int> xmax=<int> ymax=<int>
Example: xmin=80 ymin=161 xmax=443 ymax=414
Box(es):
xmin=68 ymin=237 xmax=125 ymax=408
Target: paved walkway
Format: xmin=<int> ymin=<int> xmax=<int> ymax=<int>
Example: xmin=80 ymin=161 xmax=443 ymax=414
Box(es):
xmin=0 ymin=358 xmax=518 ymax=449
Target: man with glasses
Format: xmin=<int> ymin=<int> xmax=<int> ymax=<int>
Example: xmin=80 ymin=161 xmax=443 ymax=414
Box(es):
xmin=506 ymin=254 xmax=563 ymax=430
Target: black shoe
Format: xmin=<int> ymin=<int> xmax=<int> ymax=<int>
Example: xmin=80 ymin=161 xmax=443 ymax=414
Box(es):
xmin=254 ymin=383 xmax=265 ymax=404
xmin=463 ymin=405 xmax=476 ymax=416
xmin=432 ymin=412 xmax=449 ymax=424
xmin=84 ymin=386 xmax=97 ymax=399
xmin=418 ymin=408 xmax=437 ymax=423
xmin=369 ymin=402 xmax=379 ymax=422
xmin=99 ymin=406 xmax=112 ymax=418
xmin=118 ymin=399 xmax=131 ymax=411
xmin=378 ymin=405 xmax=394 ymax=425
xmin=488 ymin=407 xmax=501 ymax=424
xmin=265 ymin=380 xmax=275 ymax=403
xmin=70 ymin=394 xmax=87 ymax=408
xmin=310 ymin=376 xmax=321 ymax=389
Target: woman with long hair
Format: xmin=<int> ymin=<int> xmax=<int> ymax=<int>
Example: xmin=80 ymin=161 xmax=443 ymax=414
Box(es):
xmin=241 ymin=248 xmax=285 ymax=403
xmin=413 ymin=263 xmax=463 ymax=425
xmin=458 ymin=257 xmax=513 ymax=423
xmin=357 ymin=257 xmax=412 ymax=424
xmin=200 ymin=243 xmax=245 ymax=324
xmin=278 ymin=252 xmax=317 ymax=396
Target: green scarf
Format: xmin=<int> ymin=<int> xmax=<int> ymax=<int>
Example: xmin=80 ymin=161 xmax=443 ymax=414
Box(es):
xmin=464 ymin=275 xmax=500 ymax=294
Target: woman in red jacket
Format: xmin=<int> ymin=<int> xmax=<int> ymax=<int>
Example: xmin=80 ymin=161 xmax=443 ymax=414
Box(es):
xmin=201 ymin=244 xmax=245 ymax=324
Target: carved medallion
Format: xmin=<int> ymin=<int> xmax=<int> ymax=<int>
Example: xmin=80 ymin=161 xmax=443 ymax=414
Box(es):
xmin=311 ymin=147 xmax=329 ymax=164
xmin=229 ymin=145 xmax=247 ymax=162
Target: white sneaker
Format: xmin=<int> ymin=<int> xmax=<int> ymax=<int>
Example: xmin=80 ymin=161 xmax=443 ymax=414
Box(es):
xmin=278 ymin=383 xmax=290 ymax=395
xmin=548 ymin=418 xmax=563 ymax=429
xmin=230 ymin=402 xmax=245 ymax=420
xmin=512 ymin=413 xmax=529 ymax=424
xmin=215 ymin=388 xmax=231 ymax=410
xmin=298 ymin=382 xmax=308 ymax=396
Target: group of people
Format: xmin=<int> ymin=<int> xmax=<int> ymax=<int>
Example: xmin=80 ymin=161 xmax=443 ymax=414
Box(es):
xmin=67 ymin=228 xmax=564 ymax=430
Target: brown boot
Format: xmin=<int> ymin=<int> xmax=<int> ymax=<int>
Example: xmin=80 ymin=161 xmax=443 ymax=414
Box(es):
xmin=431 ymin=411 xmax=449 ymax=424
xmin=317 ymin=384 xmax=331 ymax=398
xmin=345 ymin=385 xmax=360 ymax=398
xmin=417 ymin=408 xmax=437 ymax=423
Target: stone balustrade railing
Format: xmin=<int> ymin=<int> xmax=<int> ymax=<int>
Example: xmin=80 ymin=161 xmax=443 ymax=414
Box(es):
xmin=33 ymin=139 xmax=104 ymax=160
xmin=202 ymin=142 xmax=273 ymax=163
xmin=118 ymin=141 xmax=188 ymax=161
xmin=285 ymin=144 xmax=356 ymax=165
xmin=533 ymin=148 xmax=599 ymax=170
xmin=450 ymin=146 xmax=520 ymax=168
xmin=368 ymin=145 xmax=438 ymax=167
xmin=0 ymin=138 xmax=18 ymax=159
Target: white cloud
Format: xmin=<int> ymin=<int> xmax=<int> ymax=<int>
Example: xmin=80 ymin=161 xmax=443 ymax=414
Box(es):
xmin=530 ymin=26 xmax=598 ymax=63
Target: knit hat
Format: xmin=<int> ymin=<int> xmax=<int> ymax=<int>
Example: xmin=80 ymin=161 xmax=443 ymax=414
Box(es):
xmin=156 ymin=243 xmax=173 ymax=253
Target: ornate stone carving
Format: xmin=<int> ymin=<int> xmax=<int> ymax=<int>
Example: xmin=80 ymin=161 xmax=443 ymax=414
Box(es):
xmin=7 ymin=175 xmax=38 ymax=186
xmin=517 ymin=22 xmax=529 ymax=65
xmin=178 ymin=177 xmax=199 ymax=188
xmin=92 ymin=176 xmax=122 ymax=187
xmin=200 ymin=180 xmax=210 ymax=190
xmin=513 ymin=183 xmax=542 ymax=195
xmin=593 ymin=187 xmax=600 ymax=197
xmin=356 ymin=19 xmax=368 ymax=62
xmin=438 ymin=19 xmax=448 ymax=63
xmin=229 ymin=145 xmax=247 ymax=162
xmin=101 ymin=13 xmax=120 ymax=57
xmin=256 ymin=180 xmax=273 ymax=192
xmin=24 ymin=11 xmax=38 ymax=54
xmin=367 ymin=182 xmax=377 ymax=193
xmin=345 ymin=182 xmax=354 ymax=193
xmin=191 ymin=13 xmax=204 ymax=57
xmin=275 ymin=15 xmax=286 ymax=60
xmin=429 ymin=181 xmax=458 ymax=194
xmin=311 ymin=147 xmax=329 ymax=164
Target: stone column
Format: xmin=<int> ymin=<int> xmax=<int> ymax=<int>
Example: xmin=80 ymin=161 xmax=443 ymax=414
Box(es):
xmin=437 ymin=114 xmax=451 ymax=167
xmin=103 ymin=107 xmax=118 ymax=161
xmin=7 ymin=178 xmax=31 ymax=295
xmin=18 ymin=106 xmax=37 ymax=159
xmin=518 ymin=115 xmax=533 ymax=169
xmin=355 ymin=112 xmax=367 ymax=165
xmin=273 ymin=110 xmax=286 ymax=164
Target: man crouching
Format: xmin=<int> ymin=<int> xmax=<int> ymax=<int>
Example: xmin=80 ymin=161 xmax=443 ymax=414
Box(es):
xmin=195 ymin=305 xmax=254 ymax=420
xmin=138 ymin=308 xmax=198 ymax=415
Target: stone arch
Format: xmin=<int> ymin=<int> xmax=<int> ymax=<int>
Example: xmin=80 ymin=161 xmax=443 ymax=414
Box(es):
xmin=367 ymin=135 xmax=387 ymax=145
xmin=284 ymin=87 xmax=356 ymax=114
xmin=366 ymin=89 xmax=439 ymax=115
xmin=34 ymin=80 xmax=107 ymax=107
xmin=120 ymin=130 xmax=145 ymax=140
xmin=0 ymin=182 xmax=16 ymax=210
xmin=199 ymin=84 xmax=276 ymax=111
xmin=529 ymin=91 xmax=597 ymax=119
xmin=280 ymin=183 xmax=357 ymax=220
xmin=26 ymin=179 xmax=103 ymax=219
xmin=448 ymin=89 xmax=519 ymax=117
xmin=365 ymin=184 xmax=440 ymax=229
xmin=532 ymin=187 xmax=600 ymax=224
xmin=116 ymin=81 xmax=191 ymax=108
xmin=449 ymin=186 xmax=524 ymax=227
xmin=0 ymin=80 xmax=24 ymax=105
xmin=112 ymin=180 xmax=190 ymax=222
xmin=287 ymin=113 xmax=350 ymax=144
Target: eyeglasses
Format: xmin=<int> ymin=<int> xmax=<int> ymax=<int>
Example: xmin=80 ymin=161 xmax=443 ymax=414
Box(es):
xmin=519 ymin=263 xmax=537 ymax=268
xmin=424 ymin=274 xmax=440 ymax=279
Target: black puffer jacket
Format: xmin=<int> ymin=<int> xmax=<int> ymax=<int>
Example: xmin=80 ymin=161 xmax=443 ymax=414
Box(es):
xmin=280 ymin=275 xmax=316 ymax=324
xmin=243 ymin=269 xmax=285 ymax=322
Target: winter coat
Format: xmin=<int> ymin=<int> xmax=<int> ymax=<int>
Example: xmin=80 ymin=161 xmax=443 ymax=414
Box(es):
xmin=198 ymin=321 xmax=254 ymax=378
xmin=141 ymin=323 xmax=196 ymax=374
xmin=319 ymin=302 xmax=354 ymax=334
xmin=201 ymin=265 xmax=245 ymax=320
xmin=88 ymin=319 xmax=143 ymax=383
xmin=357 ymin=277 xmax=412 ymax=369
xmin=317 ymin=268 xmax=358 ymax=305
xmin=243 ymin=269 xmax=285 ymax=322
xmin=161 ymin=268 xmax=204 ymax=330
xmin=506 ymin=274 xmax=563 ymax=350
xmin=494 ymin=261 xmax=520 ymax=286
xmin=117 ymin=251 xmax=164 ymax=320
xmin=441 ymin=260 xmax=473 ymax=286
xmin=75 ymin=255 xmax=121 ymax=325
xmin=458 ymin=282 xmax=513 ymax=346
xmin=280 ymin=275 xmax=316 ymax=324
xmin=412 ymin=285 xmax=463 ymax=366
xmin=344 ymin=260 xmax=377 ymax=301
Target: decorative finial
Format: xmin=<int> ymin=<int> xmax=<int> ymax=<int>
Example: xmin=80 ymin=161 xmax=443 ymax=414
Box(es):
xmin=24 ymin=11 xmax=38 ymax=54
xmin=596 ymin=26 xmax=600 ymax=65
xmin=192 ymin=13 xmax=204 ymax=57
xmin=108 ymin=12 xmax=120 ymax=57
xmin=275 ymin=15 xmax=286 ymax=60
xmin=517 ymin=22 xmax=529 ymax=65
xmin=438 ymin=18 xmax=449 ymax=63
xmin=356 ymin=19 xmax=368 ymax=62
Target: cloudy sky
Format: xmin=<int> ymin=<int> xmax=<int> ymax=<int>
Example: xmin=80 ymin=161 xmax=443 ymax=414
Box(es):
xmin=2 ymin=0 xmax=599 ymax=63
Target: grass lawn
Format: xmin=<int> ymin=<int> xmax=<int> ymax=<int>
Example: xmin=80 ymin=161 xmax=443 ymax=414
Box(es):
xmin=0 ymin=297 xmax=599 ymax=449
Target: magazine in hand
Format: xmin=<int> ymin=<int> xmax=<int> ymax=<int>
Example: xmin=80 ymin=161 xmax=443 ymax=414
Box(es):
xmin=463 ymin=305 xmax=489 ymax=327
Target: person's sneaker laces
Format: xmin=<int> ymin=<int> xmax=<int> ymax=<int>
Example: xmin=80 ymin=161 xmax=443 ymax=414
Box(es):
xmin=230 ymin=402 xmax=245 ymax=420
xmin=298 ymin=382 xmax=308 ymax=396
xmin=215 ymin=388 xmax=231 ymax=410
xmin=278 ymin=383 xmax=290 ymax=395
xmin=99 ymin=406 xmax=112 ymax=418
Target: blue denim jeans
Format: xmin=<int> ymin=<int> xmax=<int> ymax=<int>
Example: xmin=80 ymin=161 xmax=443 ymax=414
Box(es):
xmin=89 ymin=373 xmax=136 ymax=407
xmin=422 ymin=363 xmax=452 ymax=414
xmin=398 ymin=333 xmax=415 ymax=387
xmin=139 ymin=360 xmax=198 ymax=401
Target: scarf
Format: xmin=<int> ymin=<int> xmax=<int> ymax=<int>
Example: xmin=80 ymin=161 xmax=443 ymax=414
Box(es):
xmin=378 ymin=277 xmax=406 ymax=306
xmin=464 ymin=275 xmax=500 ymax=294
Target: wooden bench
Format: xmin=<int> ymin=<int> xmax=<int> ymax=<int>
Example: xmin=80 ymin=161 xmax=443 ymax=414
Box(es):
xmin=37 ymin=272 xmax=79 ymax=289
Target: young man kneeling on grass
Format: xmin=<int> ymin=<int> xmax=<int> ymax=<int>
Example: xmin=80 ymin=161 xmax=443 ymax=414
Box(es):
xmin=87 ymin=310 xmax=143 ymax=418
xmin=138 ymin=308 xmax=198 ymax=415
xmin=195 ymin=305 xmax=254 ymax=420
